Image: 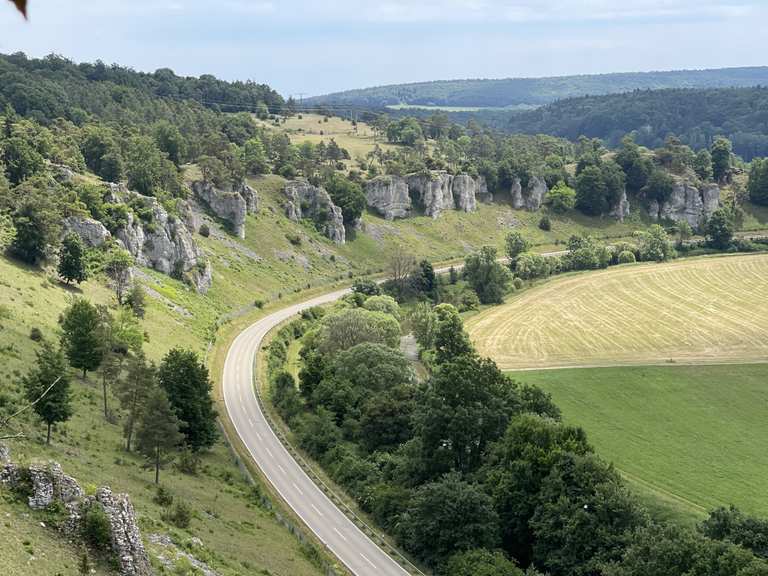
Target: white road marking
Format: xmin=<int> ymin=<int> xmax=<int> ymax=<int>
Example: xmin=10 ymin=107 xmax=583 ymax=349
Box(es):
xmin=311 ymin=503 xmax=324 ymax=517
xmin=277 ymin=464 xmax=286 ymax=474
xmin=292 ymin=482 xmax=304 ymax=495
xmin=359 ymin=553 xmax=377 ymax=569
xmin=333 ymin=527 xmax=347 ymax=541
xmin=265 ymin=447 xmax=274 ymax=458
xmin=248 ymin=417 xmax=254 ymax=426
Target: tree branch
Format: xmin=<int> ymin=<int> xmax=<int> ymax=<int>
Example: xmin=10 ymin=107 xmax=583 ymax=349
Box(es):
xmin=0 ymin=376 xmax=61 ymax=438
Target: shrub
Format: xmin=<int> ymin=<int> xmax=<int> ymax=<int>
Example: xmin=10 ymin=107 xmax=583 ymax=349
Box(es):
xmin=164 ymin=501 xmax=192 ymax=529
xmin=154 ymin=485 xmax=174 ymax=507
xmin=458 ymin=290 xmax=480 ymax=312
xmin=286 ymin=232 xmax=302 ymax=246
xmin=513 ymin=277 xmax=524 ymax=290
xmin=29 ymin=327 xmax=43 ymax=341
xmin=618 ymin=250 xmax=636 ymax=264
xmin=254 ymin=299 xmax=265 ymax=309
xmin=538 ymin=215 xmax=552 ymax=231
xmin=82 ymin=505 xmax=112 ymax=551
xmin=198 ymin=223 xmax=210 ymax=237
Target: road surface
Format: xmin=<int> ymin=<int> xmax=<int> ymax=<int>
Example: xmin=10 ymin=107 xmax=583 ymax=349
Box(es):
xmin=223 ymin=287 xmax=415 ymax=576
xmin=222 ymin=257 xmax=568 ymax=575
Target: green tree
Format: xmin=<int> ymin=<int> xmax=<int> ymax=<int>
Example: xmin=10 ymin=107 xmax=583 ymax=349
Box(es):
xmin=323 ymin=173 xmax=366 ymax=227
xmin=58 ymin=233 xmax=88 ymax=285
xmin=9 ymin=186 xmax=61 ymax=264
xmin=359 ymin=385 xmax=415 ymax=453
xmin=115 ymin=352 xmax=156 ymax=452
xmin=399 ymin=472 xmax=500 ymax=567
xmin=711 ymin=137 xmax=733 ymax=182
xmin=547 ymin=181 xmax=577 ymax=212
xmin=701 ymin=506 xmax=768 ymax=560
xmin=643 ymin=170 xmax=676 ymax=205
xmin=103 ymin=248 xmax=133 ymax=304
xmin=362 ymin=295 xmax=401 ymax=319
xmin=705 ymin=208 xmax=734 ymax=249
xmin=0 ymin=212 xmax=16 ymax=251
xmin=677 ymin=220 xmax=693 ymax=247
xmin=433 ymin=304 xmax=473 ymax=364
xmin=748 ymin=158 xmax=768 ymax=206
xmin=60 ymin=298 xmax=104 ymax=378
xmin=694 ymin=149 xmax=714 ymax=181
xmin=634 ymin=224 xmax=675 ymax=262
xmin=135 ymin=387 xmax=184 ymax=484
xmin=23 ymin=342 xmax=72 ymax=444
xmin=100 ymin=350 xmax=123 ymax=420
xmin=153 ymin=121 xmax=186 ymax=166
xmin=316 ymin=308 xmax=400 ymax=355
xmin=575 ymin=165 xmax=607 ymax=216
xmin=242 ymin=137 xmax=269 ymax=175
xmin=464 ymin=246 xmax=510 ymax=305
xmin=505 ymin=231 xmax=531 ymax=264
xmin=410 ymin=302 xmax=437 ymax=351
xmin=3 ymin=135 xmax=44 ymax=184
xmin=157 ymin=348 xmax=217 ymax=452
xmin=444 ymin=549 xmax=523 ymax=576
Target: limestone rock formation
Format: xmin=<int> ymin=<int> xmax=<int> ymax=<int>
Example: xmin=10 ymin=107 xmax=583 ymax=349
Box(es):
xmin=406 ymin=172 xmax=453 ymax=218
xmin=95 ymin=487 xmax=153 ymax=576
xmin=283 ymin=180 xmax=346 ymax=244
xmin=366 ymin=171 xmax=486 ymax=219
xmin=610 ymin=189 xmax=631 ymax=222
xmin=62 ymin=216 xmax=111 ymax=247
xmin=366 ymin=175 xmax=412 ymax=220
xmin=114 ymin=191 xmax=212 ymax=294
xmin=649 ymin=180 xmax=721 ymax=228
xmin=0 ymin=454 xmax=152 ymax=576
xmin=191 ymin=180 xmax=247 ymax=238
xmin=238 ymin=182 xmax=260 ymax=215
xmin=510 ymin=176 xmax=549 ymax=212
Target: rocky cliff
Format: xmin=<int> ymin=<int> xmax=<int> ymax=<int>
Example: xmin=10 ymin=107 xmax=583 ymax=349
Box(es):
xmin=510 ymin=176 xmax=549 ymax=212
xmin=191 ymin=180 xmax=260 ymax=239
xmin=284 ymin=180 xmax=346 ymax=244
xmin=366 ymin=171 xmax=487 ymax=220
xmin=0 ymin=447 xmax=152 ymax=576
xmin=649 ymin=180 xmax=721 ymax=228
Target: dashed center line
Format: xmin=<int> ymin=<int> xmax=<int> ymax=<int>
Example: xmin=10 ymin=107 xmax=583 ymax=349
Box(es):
xmin=265 ymin=447 xmax=274 ymax=458
xmin=311 ymin=503 xmax=324 ymax=517
xmin=333 ymin=527 xmax=347 ymax=541
xmin=359 ymin=552 xmax=377 ymax=569
xmin=292 ymin=482 xmax=304 ymax=495
xmin=277 ymin=464 xmax=286 ymax=474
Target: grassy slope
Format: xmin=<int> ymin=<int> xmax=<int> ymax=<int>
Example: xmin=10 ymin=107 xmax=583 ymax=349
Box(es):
xmin=0 ymin=258 xmax=322 ymax=576
xmin=466 ymin=254 xmax=768 ymax=370
xmin=517 ymin=364 xmax=768 ymax=525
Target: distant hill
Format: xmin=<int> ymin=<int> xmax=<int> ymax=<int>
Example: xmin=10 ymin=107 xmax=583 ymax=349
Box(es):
xmin=502 ymin=86 xmax=768 ymax=160
xmin=307 ymin=66 xmax=768 ymax=108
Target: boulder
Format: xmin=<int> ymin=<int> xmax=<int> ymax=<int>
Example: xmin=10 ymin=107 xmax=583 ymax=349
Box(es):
xmin=238 ymin=182 xmax=260 ymax=215
xmin=62 ymin=216 xmax=111 ymax=247
xmin=95 ymin=487 xmax=153 ymax=576
xmin=406 ymin=172 xmax=453 ymax=218
xmin=366 ymin=175 xmax=411 ymax=220
xmin=284 ymin=180 xmax=346 ymax=244
xmin=191 ymin=180 xmax=247 ymax=238
xmin=510 ymin=176 xmax=548 ymax=211
xmin=27 ymin=462 xmax=85 ymax=510
xmin=650 ymin=180 xmax=721 ymax=228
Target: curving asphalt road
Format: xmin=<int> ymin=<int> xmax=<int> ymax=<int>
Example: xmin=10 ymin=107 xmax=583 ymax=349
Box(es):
xmin=223 ymin=286 xmax=415 ymax=576
xmin=222 ymin=257 xmax=566 ymax=575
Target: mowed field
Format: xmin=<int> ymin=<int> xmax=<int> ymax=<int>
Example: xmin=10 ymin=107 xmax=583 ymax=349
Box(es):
xmin=520 ymin=364 xmax=768 ymax=521
xmin=466 ymin=253 xmax=768 ymax=370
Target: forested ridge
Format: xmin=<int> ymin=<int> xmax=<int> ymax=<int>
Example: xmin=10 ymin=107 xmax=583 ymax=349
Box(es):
xmin=309 ymin=66 xmax=768 ymax=108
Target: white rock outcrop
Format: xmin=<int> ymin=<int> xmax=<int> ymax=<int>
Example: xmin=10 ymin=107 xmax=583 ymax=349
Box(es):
xmin=510 ymin=176 xmax=549 ymax=212
xmin=284 ymin=180 xmax=346 ymax=244
xmin=62 ymin=216 xmax=111 ymax=247
xmin=649 ymin=180 xmax=721 ymax=228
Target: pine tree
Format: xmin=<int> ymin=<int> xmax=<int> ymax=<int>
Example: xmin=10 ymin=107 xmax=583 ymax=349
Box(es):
xmin=115 ymin=352 xmax=155 ymax=451
xmin=135 ymin=387 xmax=184 ymax=484
xmin=58 ymin=233 xmax=88 ymax=285
xmin=60 ymin=298 xmax=104 ymax=378
xmin=100 ymin=351 xmax=124 ymax=420
xmin=23 ymin=342 xmax=72 ymax=444
xmin=157 ymin=348 xmax=217 ymax=452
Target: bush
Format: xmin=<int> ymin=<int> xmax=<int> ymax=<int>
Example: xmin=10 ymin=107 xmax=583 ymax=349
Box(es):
xmin=617 ymin=250 xmax=636 ymax=264
xmin=458 ymin=290 xmax=480 ymax=312
xmin=513 ymin=277 xmax=524 ymax=290
xmin=286 ymin=232 xmax=302 ymax=246
xmin=538 ymin=215 xmax=552 ymax=231
xmin=29 ymin=327 xmax=43 ymax=341
xmin=154 ymin=485 xmax=174 ymax=507
xmin=254 ymin=299 xmax=265 ymax=309
xmin=198 ymin=223 xmax=210 ymax=237
xmin=164 ymin=501 xmax=192 ymax=529
xmin=82 ymin=505 xmax=112 ymax=551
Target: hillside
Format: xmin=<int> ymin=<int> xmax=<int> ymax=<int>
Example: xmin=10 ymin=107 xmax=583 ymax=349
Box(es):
xmin=307 ymin=66 xmax=768 ymax=108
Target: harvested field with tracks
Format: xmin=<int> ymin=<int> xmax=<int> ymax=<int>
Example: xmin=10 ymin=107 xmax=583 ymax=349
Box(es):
xmin=466 ymin=254 xmax=768 ymax=370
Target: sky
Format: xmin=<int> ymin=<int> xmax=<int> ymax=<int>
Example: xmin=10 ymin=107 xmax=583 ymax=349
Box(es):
xmin=1 ymin=0 xmax=767 ymax=97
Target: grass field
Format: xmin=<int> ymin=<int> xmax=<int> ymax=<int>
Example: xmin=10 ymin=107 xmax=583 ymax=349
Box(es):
xmin=518 ymin=364 xmax=768 ymax=523
xmin=466 ymin=253 xmax=768 ymax=370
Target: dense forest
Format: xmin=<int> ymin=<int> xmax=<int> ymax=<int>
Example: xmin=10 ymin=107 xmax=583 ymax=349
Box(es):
xmin=308 ymin=66 xmax=768 ymax=108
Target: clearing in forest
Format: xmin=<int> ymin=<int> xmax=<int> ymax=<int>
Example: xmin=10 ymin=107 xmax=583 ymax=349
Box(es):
xmin=466 ymin=253 xmax=768 ymax=370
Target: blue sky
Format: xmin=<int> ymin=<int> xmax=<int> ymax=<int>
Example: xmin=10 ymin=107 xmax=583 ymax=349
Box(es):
xmin=1 ymin=1 xmax=767 ymax=96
